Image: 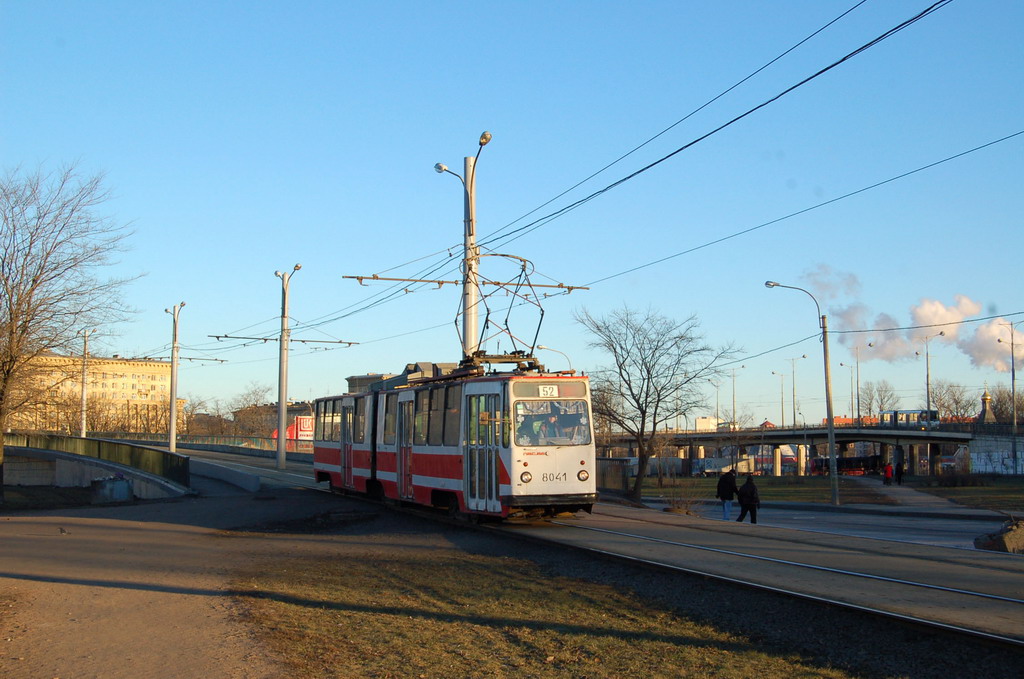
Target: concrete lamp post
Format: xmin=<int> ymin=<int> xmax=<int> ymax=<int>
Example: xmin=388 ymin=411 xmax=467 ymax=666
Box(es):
xmin=765 ymin=280 xmax=839 ymax=506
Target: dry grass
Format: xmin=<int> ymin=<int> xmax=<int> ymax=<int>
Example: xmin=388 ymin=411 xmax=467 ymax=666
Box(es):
xmin=231 ymin=547 xmax=855 ymax=679
xmin=909 ymin=476 xmax=1024 ymax=513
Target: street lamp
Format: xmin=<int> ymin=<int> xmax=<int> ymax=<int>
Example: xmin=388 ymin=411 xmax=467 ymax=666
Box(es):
xmin=914 ymin=331 xmax=945 ymax=425
xmin=838 ymin=362 xmax=855 ymax=421
xmin=787 ymin=354 xmax=807 ymax=427
xmin=845 ymin=343 xmax=873 ymax=426
xmin=435 ymin=130 xmax=492 ymax=360
xmin=536 ymin=345 xmax=573 ymax=373
xmin=766 ymin=280 xmax=839 ymax=505
xmin=76 ymin=329 xmax=95 ymax=438
xmin=998 ymin=321 xmax=1021 ymax=469
xmin=731 ymin=365 xmax=745 ymax=431
xmin=164 ymin=303 xmax=185 ymax=453
xmin=708 ymin=379 xmax=720 ymax=426
xmin=275 ymin=264 xmax=301 ymax=470
xmin=771 ymin=371 xmax=785 ymax=427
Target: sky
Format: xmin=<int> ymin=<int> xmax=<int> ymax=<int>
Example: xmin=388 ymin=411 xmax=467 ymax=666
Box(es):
xmin=2 ymin=0 xmax=1022 ymax=425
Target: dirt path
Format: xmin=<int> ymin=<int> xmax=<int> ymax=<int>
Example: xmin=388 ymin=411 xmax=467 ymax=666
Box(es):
xmin=0 ymin=485 xmax=346 ymax=679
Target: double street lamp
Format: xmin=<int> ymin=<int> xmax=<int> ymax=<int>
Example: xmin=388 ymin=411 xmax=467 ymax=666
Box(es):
xmin=998 ymin=322 xmax=1022 ymax=469
xmin=766 ymin=280 xmax=839 ymax=505
xmin=435 ymin=131 xmax=492 ymax=359
xmin=164 ymin=303 xmax=185 ymax=453
xmin=275 ymin=264 xmax=301 ymax=470
xmin=915 ymin=331 xmax=945 ymax=423
xmin=788 ymin=354 xmax=807 ymax=427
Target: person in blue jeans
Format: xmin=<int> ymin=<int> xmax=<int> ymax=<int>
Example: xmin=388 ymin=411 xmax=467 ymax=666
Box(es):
xmin=716 ymin=469 xmax=738 ymax=520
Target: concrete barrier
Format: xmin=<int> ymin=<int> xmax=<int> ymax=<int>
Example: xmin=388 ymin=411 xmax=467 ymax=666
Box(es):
xmin=5 ymin=449 xmax=191 ymax=500
xmin=189 ymin=459 xmax=261 ymax=492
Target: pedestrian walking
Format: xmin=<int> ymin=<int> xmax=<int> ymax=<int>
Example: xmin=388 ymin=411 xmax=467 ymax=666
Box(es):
xmin=895 ymin=461 xmax=905 ymax=486
xmin=883 ymin=462 xmax=894 ymax=486
xmin=736 ymin=474 xmax=760 ymax=524
xmin=716 ymin=469 xmax=738 ymax=520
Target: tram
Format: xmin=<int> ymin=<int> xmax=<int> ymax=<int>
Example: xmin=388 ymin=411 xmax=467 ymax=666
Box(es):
xmin=878 ymin=409 xmax=940 ymax=430
xmin=312 ymin=358 xmax=598 ymax=519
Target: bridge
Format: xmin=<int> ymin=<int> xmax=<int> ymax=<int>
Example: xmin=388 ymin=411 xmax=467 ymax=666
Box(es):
xmin=602 ymin=423 xmax=1021 ymax=476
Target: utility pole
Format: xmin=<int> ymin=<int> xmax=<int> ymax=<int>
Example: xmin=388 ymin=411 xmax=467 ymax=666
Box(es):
xmin=766 ymin=281 xmax=838 ymax=505
xmin=276 ymin=265 xmax=300 ymax=470
xmin=165 ymin=302 xmax=185 ymax=453
xmin=78 ymin=329 xmax=94 ymax=438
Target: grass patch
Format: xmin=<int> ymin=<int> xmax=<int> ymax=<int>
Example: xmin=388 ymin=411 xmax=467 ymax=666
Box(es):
xmin=232 ymin=548 xmax=854 ymax=679
xmin=908 ymin=476 xmax=1024 ymax=513
xmin=1 ymin=485 xmax=94 ymax=510
xmin=642 ymin=476 xmax=896 ymax=505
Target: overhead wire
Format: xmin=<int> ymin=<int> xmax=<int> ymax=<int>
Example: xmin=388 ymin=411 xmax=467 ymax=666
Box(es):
xmin=478 ymin=0 xmax=955 ymax=253
xmin=198 ymin=1 xmax=959 ymax=360
xmin=479 ymin=0 xmax=872 ymax=246
xmin=285 ymin=0 xmax=880 ymax=332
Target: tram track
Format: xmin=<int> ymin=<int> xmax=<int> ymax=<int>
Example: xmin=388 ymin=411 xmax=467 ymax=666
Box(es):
xmin=187 ymin=451 xmax=1024 ymax=652
xmin=548 ymin=520 xmax=1024 ymax=606
xmin=492 ymin=506 xmax=1024 ymax=652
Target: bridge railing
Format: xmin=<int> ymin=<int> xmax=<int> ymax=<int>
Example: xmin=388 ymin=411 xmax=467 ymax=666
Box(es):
xmin=4 ymin=433 xmax=190 ymax=487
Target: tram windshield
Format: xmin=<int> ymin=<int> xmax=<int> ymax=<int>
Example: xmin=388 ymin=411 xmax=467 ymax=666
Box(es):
xmin=513 ymin=400 xmax=592 ymax=446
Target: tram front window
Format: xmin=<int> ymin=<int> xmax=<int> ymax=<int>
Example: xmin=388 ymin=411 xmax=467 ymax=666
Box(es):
xmin=514 ymin=400 xmax=591 ymax=446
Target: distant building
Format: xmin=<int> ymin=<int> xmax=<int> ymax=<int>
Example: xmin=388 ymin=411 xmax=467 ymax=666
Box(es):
xmin=9 ymin=353 xmax=177 ymax=435
xmin=694 ymin=416 xmax=721 ymax=432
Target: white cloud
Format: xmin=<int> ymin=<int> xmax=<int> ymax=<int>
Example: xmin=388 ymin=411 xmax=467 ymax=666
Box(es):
xmin=958 ymin=318 xmax=1018 ymax=372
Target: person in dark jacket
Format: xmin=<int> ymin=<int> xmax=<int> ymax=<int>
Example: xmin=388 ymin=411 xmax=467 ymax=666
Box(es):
xmin=895 ymin=461 xmax=905 ymax=486
xmin=736 ymin=474 xmax=760 ymax=524
xmin=716 ymin=469 xmax=738 ymax=520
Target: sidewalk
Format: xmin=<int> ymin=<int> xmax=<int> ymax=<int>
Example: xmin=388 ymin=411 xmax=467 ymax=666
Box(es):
xmin=639 ymin=476 xmax=1010 ymax=522
xmin=839 ymin=474 xmax=1009 ymax=520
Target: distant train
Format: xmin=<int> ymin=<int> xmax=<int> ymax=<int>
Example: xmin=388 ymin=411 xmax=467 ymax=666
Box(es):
xmin=878 ymin=409 xmax=940 ymax=430
xmin=810 ymin=454 xmax=881 ymax=476
xmin=311 ymin=365 xmax=598 ymax=520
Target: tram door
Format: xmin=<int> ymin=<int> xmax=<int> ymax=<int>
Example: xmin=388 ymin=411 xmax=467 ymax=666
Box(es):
xmin=398 ymin=399 xmax=415 ymax=499
xmin=465 ymin=392 xmax=500 ymax=513
xmin=341 ymin=402 xmax=354 ymax=487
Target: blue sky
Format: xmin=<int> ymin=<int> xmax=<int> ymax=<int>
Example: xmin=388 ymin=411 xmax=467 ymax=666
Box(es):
xmin=3 ymin=1 xmax=1022 ymax=425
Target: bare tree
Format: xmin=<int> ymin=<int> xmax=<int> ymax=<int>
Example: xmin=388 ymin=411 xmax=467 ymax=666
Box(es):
xmin=180 ymin=394 xmax=208 ymax=435
xmin=928 ymin=380 xmax=978 ymax=420
xmin=230 ymin=381 xmax=274 ymax=436
xmin=0 ymin=165 xmax=133 ymax=500
xmin=577 ymin=306 xmax=733 ymax=501
xmin=862 ymin=379 xmax=900 ymax=416
xmin=988 ymin=385 xmax=1024 ymax=424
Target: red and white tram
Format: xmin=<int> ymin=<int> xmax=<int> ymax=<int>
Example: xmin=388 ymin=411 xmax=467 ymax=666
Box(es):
xmin=312 ymin=365 xmax=598 ymax=519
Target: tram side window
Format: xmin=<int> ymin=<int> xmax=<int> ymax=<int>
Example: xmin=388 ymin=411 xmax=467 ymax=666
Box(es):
xmin=414 ymin=389 xmax=429 ymax=445
xmin=330 ymin=399 xmax=342 ymax=441
xmin=314 ymin=402 xmax=324 ymax=441
xmin=443 ymin=385 xmax=461 ymax=446
xmin=465 ymin=395 xmax=480 ymax=446
xmin=428 ymin=387 xmax=444 ymax=446
xmin=342 ymin=405 xmax=353 ymax=444
xmin=353 ymin=397 xmax=366 ymax=444
xmin=383 ymin=393 xmax=398 ymax=444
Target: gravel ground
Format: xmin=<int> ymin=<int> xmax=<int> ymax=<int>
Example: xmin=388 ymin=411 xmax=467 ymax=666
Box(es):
xmin=2 ymin=485 xmax=1021 ymax=678
xmin=240 ymin=504 xmax=1024 ymax=678
xmin=432 ymin=515 xmax=1024 ymax=679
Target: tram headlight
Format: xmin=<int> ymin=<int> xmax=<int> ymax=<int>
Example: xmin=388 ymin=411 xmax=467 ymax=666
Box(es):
xmin=520 ymin=471 xmax=533 ymax=483
xmin=577 ymin=470 xmax=590 ymax=482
